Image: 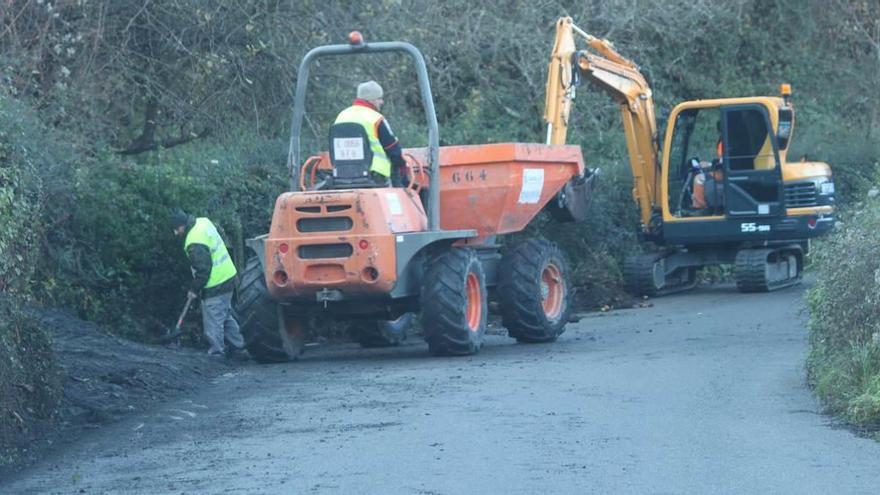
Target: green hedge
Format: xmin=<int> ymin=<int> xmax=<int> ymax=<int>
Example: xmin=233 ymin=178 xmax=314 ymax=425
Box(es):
xmin=0 ymin=95 xmax=61 ymax=465
xmin=39 ymin=136 xmax=289 ymax=335
xmin=0 ymin=95 xmax=46 ymax=296
xmin=807 ymin=195 xmax=880 ymax=429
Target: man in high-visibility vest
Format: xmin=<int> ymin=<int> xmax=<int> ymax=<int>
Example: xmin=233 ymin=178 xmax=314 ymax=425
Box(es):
xmin=170 ymin=209 xmax=248 ymax=360
xmin=334 ymin=80 xmax=408 ymax=186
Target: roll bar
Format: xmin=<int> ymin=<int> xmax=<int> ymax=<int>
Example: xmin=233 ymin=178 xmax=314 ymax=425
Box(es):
xmin=287 ymin=39 xmax=441 ymax=231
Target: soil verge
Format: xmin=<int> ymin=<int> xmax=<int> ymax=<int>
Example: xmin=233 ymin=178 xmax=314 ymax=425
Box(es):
xmin=0 ymin=307 xmax=233 ymax=476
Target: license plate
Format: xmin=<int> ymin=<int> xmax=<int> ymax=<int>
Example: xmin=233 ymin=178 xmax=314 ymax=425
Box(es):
xmin=333 ymin=138 xmax=365 ymax=160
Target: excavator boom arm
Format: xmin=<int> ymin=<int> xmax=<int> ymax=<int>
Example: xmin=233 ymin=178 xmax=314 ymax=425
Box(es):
xmin=544 ymin=17 xmax=660 ymax=229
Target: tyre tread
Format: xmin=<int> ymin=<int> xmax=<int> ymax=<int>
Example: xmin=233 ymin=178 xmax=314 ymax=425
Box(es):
xmin=498 ymin=239 xmax=572 ymax=343
xmin=420 ymin=248 xmax=486 ymax=356
xmin=235 ymin=258 xmax=289 ymax=363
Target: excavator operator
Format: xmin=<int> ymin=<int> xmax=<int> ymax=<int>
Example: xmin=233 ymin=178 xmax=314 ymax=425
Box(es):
xmin=691 ymin=124 xmax=725 ymax=212
xmin=691 ymin=160 xmax=724 ymax=212
xmin=334 ymin=80 xmax=408 ymax=187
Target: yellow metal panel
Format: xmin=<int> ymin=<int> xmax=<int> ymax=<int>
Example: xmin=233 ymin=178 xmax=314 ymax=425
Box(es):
xmin=754 ymin=138 xmax=776 ymax=170
xmin=663 ymin=215 xmax=726 ymax=223
xmin=785 ymin=206 xmax=834 ymax=216
xmin=782 ymin=161 xmax=832 ymax=182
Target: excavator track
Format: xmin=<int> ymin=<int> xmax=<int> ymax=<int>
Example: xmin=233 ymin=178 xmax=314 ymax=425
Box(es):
xmin=734 ymin=247 xmax=802 ymax=293
xmin=623 ymin=252 xmax=697 ymax=298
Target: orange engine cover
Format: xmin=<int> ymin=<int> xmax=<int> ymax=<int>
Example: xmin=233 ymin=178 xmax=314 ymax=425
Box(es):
xmin=264 ymin=188 xmax=427 ymax=300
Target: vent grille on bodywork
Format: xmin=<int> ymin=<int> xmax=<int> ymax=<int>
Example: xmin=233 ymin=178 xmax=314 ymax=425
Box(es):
xmin=775 ymin=219 xmax=798 ymax=232
xmin=297 ymin=216 xmax=353 ymax=233
xmin=298 ymin=243 xmax=353 ymax=259
xmin=295 ymin=206 xmax=322 ymax=213
xmin=784 ymin=182 xmax=817 ymax=207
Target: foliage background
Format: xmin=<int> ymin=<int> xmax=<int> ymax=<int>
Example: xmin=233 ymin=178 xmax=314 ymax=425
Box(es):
xmin=0 ymin=94 xmax=62 ymax=463
xmin=807 ymin=190 xmax=880 ymax=432
xmin=0 ymin=0 xmax=878 ymax=435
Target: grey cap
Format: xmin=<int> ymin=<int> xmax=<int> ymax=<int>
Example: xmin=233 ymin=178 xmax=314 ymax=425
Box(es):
xmin=357 ymin=80 xmax=383 ymax=101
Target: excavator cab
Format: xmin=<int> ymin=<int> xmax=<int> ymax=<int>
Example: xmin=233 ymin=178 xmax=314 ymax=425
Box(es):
xmin=662 ymin=97 xmax=796 ymax=227
xmin=654 ymin=95 xmax=833 ymax=293
xmin=667 ymin=103 xmax=785 ymax=220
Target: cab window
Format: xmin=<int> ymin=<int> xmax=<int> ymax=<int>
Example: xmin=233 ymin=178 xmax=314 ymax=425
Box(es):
xmin=666 ymin=107 xmax=722 ymax=217
xmin=723 ymin=106 xmax=777 ymax=171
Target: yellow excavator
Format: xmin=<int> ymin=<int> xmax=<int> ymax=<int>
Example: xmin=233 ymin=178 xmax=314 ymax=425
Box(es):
xmin=544 ymin=17 xmax=836 ymax=295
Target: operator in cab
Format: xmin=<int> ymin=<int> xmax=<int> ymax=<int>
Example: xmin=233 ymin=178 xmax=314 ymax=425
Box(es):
xmin=691 ymin=124 xmax=726 ymax=212
xmin=334 ymin=81 xmax=408 ymax=187
xmin=691 ymin=159 xmax=724 ymax=212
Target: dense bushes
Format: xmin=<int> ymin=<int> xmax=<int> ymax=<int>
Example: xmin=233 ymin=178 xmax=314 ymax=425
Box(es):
xmin=0 ymin=95 xmax=62 ymax=464
xmin=40 ymin=137 xmax=289 ymax=334
xmin=807 ymin=193 xmax=880 ymax=429
xmin=0 ymin=95 xmax=48 ymax=296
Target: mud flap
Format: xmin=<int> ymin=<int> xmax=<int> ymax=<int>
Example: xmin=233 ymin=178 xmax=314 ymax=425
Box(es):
xmin=546 ymin=169 xmax=599 ymax=222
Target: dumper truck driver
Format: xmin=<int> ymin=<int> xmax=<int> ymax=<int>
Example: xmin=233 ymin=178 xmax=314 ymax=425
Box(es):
xmin=334 ymin=80 xmax=408 ymax=187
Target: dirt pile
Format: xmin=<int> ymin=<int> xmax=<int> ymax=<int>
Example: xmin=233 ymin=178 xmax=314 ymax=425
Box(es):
xmin=0 ymin=303 xmax=61 ymax=469
xmin=1 ymin=307 xmax=233 ymax=474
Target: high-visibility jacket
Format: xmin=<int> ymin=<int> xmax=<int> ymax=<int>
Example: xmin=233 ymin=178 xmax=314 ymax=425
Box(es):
xmin=334 ymin=105 xmax=392 ymax=177
xmin=692 ymin=170 xmax=725 ymax=209
xmin=184 ymin=218 xmax=237 ymax=289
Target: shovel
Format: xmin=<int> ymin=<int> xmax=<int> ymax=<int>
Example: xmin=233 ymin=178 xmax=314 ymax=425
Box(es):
xmin=157 ymin=293 xmax=196 ymax=344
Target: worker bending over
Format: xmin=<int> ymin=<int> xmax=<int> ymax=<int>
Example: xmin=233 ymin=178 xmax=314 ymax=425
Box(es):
xmin=170 ymin=209 xmax=248 ymax=360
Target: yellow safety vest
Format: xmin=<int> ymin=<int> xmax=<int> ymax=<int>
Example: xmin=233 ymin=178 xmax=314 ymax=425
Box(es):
xmin=184 ymin=218 xmax=237 ymax=289
xmin=334 ymin=105 xmax=392 ymax=177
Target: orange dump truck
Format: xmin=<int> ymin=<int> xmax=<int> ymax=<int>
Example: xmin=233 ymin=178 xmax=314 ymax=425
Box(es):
xmin=236 ymin=34 xmax=596 ymax=362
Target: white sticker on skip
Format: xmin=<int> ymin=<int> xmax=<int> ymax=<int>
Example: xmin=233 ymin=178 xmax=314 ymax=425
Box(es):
xmin=386 ymin=193 xmax=403 ymax=215
xmin=518 ymin=168 xmax=544 ymax=204
xmin=758 ymin=204 xmax=769 ymax=215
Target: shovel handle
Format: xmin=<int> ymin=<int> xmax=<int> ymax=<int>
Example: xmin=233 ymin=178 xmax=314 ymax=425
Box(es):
xmin=175 ymin=296 xmax=194 ymax=329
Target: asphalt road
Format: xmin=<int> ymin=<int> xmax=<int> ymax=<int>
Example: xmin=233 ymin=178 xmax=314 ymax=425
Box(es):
xmin=4 ymin=280 xmax=880 ymax=494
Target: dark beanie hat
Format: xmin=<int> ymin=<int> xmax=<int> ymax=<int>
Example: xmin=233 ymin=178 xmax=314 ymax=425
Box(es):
xmin=169 ymin=208 xmax=190 ymax=230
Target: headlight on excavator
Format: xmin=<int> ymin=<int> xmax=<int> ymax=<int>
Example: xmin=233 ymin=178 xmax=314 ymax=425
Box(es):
xmin=818 ymin=180 xmax=835 ymax=196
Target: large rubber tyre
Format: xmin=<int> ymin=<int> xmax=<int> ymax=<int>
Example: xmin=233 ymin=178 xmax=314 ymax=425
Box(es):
xmin=348 ymin=313 xmax=412 ymax=348
xmin=235 ymin=258 xmax=289 ymax=363
xmin=498 ymin=239 xmax=572 ymax=343
xmin=420 ymin=248 xmax=487 ymax=356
